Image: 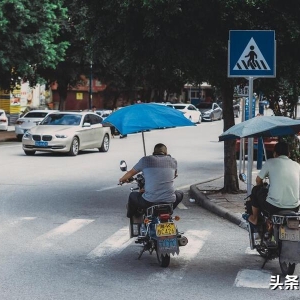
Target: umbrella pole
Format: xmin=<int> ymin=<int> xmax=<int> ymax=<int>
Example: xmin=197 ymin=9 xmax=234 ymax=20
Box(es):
xmin=142 ymin=131 xmax=146 ymax=156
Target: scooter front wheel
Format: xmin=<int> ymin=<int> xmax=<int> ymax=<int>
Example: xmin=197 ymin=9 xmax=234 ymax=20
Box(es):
xmin=156 ymin=252 xmax=170 ymax=268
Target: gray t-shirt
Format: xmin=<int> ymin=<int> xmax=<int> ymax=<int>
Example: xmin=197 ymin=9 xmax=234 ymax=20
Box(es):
xmin=133 ymin=155 xmax=177 ymax=203
xmin=258 ymin=155 xmax=300 ymax=208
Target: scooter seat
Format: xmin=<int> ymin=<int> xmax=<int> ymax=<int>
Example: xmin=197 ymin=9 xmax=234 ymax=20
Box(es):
xmin=146 ymin=203 xmax=173 ymax=217
xmin=274 ymin=210 xmax=300 ymax=217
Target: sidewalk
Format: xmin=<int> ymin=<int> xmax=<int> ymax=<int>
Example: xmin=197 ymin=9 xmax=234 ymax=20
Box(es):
xmin=190 ymin=172 xmax=259 ymax=231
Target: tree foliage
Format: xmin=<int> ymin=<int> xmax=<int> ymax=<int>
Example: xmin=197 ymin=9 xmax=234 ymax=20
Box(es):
xmin=0 ymin=0 xmax=69 ymax=89
xmin=3 ymin=0 xmax=300 ymax=192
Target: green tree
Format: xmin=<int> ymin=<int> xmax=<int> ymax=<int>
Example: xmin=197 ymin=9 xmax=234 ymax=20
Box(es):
xmin=0 ymin=0 xmax=69 ymax=89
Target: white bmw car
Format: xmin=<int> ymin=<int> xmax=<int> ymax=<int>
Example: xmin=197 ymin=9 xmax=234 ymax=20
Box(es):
xmin=15 ymin=110 xmax=58 ymax=141
xmin=22 ymin=111 xmax=111 ymax=156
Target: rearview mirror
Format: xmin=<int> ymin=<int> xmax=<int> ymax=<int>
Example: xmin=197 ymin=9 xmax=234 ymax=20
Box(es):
xmin=120 ymin=160 xmax=127 ymax=172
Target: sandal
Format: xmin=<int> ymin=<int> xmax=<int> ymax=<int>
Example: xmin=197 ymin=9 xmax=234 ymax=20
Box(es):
xmin=242 ymin=213 xmax=258 ymax=230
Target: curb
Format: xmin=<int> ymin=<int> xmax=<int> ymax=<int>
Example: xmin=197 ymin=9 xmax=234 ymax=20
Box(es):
xmin=190 ymin=183 xmax=247 ymax=230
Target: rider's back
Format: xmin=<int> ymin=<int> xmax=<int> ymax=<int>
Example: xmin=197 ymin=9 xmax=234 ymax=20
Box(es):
xmin=259 ymin=156 xmax=300 ymax=209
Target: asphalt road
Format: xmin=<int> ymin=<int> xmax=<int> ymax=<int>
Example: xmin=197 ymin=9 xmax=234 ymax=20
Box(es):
xmin=1 ymin=120 xmax=299 ymax=299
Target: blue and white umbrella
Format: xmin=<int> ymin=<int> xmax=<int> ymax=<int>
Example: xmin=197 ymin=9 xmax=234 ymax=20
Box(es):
xmin=103 ymin=103 xmax=195 ymax=155
xmin=219 ymin=116 xmax=300 ymax=141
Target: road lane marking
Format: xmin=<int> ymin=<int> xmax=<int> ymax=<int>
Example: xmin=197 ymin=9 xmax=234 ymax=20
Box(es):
xmin=245 ymin=247 xmax=259 ymax=255
xmin=178 ymin=229 xmax=211 ymax=260
xmin=96 ymin=186 xmax=119 ymax=192
xmin=0 ymin=217 xmax=37 ymax=234
xmin=87 ymin=226 xmax=131 ymax=258
xmin=35 ymin=219 xmax=94 ymax=247
xmin=148 ymin=229 xmax=211 ymax=282
xmin=177 ymin=202 xmax=187 ymax=209
xmin=234 ymin=269 xmax=272 ymax=289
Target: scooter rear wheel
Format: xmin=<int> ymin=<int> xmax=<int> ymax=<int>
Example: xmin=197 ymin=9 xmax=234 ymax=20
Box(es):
xmin=156 ymin=252 xmax=170 ymax=268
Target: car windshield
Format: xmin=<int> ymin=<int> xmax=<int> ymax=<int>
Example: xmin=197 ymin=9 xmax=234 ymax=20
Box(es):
xmin=40 ymin=114 xmax=82 ymax=125
xmin=173 ymin=105 xmax=186 ymax=109
xmin=0 ymin=112 xmax=3 ymax=116
xmin=197 ymin=103 xmax=212 ymax=109
xmin=24 ymin=112 xmax=49 ymax=118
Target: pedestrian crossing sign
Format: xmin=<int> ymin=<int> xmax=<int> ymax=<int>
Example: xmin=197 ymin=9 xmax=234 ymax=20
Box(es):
xmin=228 ymin=30 xmax=276 ymax=78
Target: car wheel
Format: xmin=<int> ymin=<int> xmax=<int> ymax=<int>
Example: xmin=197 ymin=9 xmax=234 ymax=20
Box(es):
xmin=68 ymin=137 xmax=79 ymax=156
xmin=17 ymin=134 xmax=23 ymax=141
xmin=24 ymin=150 xmax=36 ymax=156
xmin=99 ymin=134 xmax=110 ymax=152
xmin=198 ymin=115 xmax=202 ymax=124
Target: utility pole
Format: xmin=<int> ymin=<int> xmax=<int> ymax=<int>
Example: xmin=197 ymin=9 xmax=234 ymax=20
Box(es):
xmin=89 ymin=60 xmax=93 ymax=109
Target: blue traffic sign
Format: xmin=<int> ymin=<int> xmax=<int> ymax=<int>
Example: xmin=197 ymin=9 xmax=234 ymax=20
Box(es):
xmin=228 ymin=30 xmax=276 ymax=78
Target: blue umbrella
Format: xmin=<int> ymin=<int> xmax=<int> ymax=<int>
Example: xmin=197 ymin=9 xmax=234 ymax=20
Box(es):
xmin=103 ymin=103 xmax=195 ymax=155
xmin=219 ymin=116 xmax=300 ymax=141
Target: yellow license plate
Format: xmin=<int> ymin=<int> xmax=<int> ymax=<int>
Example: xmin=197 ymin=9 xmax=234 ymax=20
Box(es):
xmin=279 ymin=225 xmax=300 ymax=241
xmin=156 ymin=223 xmax=176 ymax=237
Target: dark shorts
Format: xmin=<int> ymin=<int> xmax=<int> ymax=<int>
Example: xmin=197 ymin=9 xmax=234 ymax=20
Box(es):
xmin=126 ymin=190 xmax=184 ymax=218
xmin=250 ymin=185 xmax=299 ymax=216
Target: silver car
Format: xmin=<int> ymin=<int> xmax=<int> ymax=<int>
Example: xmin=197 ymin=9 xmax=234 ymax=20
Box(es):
xmin=15 ymin=110 xmax=58 ymax=141
xmin=197 ymin=102 xmax=223 ymax=121
xmin=22 ymin=111 xmax=111 ymax=156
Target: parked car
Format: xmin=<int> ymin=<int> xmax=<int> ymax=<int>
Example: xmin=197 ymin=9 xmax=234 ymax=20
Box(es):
xmin=22 ymin=111 xmax=111 ymax=156
xmin=217 ymin=101 xmax=240 ymax=118
xmin=172 ymin=103 xmax=202 ymax=123
xmin=95 ymin=109 xmax=112 ymax=120
xmin=151 ymin=102 xmax=175 ymax=109
xmin=0 ymin=109 xmax=8 ymax=131
xmin=197 ymin=102 xmax=223 ymax=121
xmin=15 ymin=110 xmax=58 ymax=141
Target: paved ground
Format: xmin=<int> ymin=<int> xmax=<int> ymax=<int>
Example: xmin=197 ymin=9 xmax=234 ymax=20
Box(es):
xmin=0 ymin=125 xmax=257 ymax=231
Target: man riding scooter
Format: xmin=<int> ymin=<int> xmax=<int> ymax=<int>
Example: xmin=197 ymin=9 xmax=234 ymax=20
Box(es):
xmin=119 ymin=143 xmax=183 ymax=218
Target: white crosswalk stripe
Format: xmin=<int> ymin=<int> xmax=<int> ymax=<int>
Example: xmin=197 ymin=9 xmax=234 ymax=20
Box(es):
xmin=234 ymin=269 xmax=272 ymax=289
xmin=87 ymin=226 xmax=131 ymax=258
xmin=34 ymin=218 xmax=94 ymax=248
xmin=148 ymin=229 xmax=211 ymax=282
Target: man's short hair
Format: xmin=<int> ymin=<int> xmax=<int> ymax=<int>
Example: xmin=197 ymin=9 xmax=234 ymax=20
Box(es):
xmin=153 ymin=143 xmax=167 ymax=155
xmin=274 ymin=142 xmax=289 ymax=156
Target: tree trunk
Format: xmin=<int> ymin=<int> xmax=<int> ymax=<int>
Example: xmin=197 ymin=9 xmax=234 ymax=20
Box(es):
xmin=221 ymin=81 xmax=240 ymax=193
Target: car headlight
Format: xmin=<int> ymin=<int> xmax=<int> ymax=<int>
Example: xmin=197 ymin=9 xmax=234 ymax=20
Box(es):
xmin=23 ymin=131 xmax=32 ymax=138
xmin=55 ymin=134 xmax=68 ymax=138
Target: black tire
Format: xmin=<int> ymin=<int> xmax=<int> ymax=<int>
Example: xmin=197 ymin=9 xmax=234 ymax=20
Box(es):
xmin=279 ymin=241 xmax=296 ymax=276
xmin=24 ymin=150 xmax=36 ymax=156
xmin=156 ymin=252 xmax=170 ymax=268
xmin=17 ymin=134 xmax=23 ymax=141
xmin=99 ymin=134 xmax=110 ymax=152
xmin=256 ymin=245 xmax=269 ymax=258
xmin=68 ymin=137 xmax=79 ymax=156
xmin=197 ymin=115 xmax=202 ymax=124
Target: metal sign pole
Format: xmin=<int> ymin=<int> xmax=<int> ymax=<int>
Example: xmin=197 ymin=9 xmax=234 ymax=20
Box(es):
xmin=247 ymin=77 xmax=254 ymax=195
